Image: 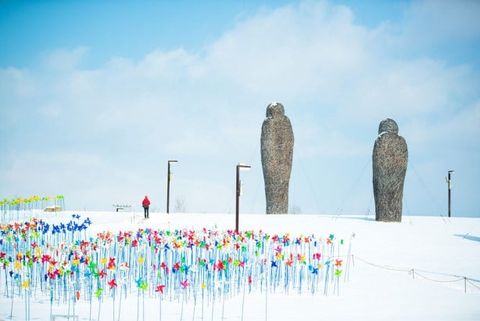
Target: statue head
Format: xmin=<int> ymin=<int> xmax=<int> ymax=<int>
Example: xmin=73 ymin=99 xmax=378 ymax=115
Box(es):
xmin=266 ymin=102 xmax=285 ymax=118
xmin=378 ymin=118 xmax=399 ymax=135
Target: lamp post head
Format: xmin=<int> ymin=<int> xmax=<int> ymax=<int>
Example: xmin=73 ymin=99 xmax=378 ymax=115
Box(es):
xmin=168 ymin=160 xmax=178 ymax=164
xmin=237 ymin=163 xmax=251 ymax=170
xmin=448 ymin=170 xmax=454 ymax=174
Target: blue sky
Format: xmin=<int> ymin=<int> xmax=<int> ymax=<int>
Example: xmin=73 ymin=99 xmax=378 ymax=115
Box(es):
xmin=1 ymin=0 xmax=479 ymax=216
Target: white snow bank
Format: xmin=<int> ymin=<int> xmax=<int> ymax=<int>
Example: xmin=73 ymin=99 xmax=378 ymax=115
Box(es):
xmin=0 ymin=211 xmax=479 ymax=320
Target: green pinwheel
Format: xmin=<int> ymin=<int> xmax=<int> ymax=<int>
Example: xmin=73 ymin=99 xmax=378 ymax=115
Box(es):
xmin=95 ymin=288 xmax=103 ymax=298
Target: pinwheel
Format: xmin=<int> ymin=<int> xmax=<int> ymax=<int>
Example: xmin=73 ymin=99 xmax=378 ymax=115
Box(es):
xmin=0 ymin=215 xmax=351 ymax=321
xmin=108 ymin=278 xmax=117 ymax=289
xmin=155 ymin=284 xmax=166 ymax=294
xmin=0 ymin=194 xmax=66 ymax=218
xmin=180 ymin=279 xmax=190 ymax=289
xmin=95 ymin=287 xmax=103 ymax=298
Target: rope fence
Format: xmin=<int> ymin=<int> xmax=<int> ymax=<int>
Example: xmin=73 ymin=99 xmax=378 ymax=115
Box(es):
xmin=353 ymin=255 xmax=480 ymax=294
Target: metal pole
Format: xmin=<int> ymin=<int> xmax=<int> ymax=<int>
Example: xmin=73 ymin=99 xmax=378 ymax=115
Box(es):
xmin=166 ymin=160 xmax=178 ymax=214
xmin=167 ymin=162 xmax=171 ymax=214
xmin=447 ymin=170 xmax=454 ymax=218
xmin=235 ymin=164 xmax=251 ymax=233
xmin=236 ymin=165 xmax=240 ymax=233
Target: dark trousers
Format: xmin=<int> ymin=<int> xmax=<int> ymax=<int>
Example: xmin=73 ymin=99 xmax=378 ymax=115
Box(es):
xmin=143 ymin=206 xmax=149 ymax=218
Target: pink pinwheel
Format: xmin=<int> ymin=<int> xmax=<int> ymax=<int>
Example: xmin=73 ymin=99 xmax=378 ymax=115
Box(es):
xmin=180 ymin=279 xmax=190 ymax=289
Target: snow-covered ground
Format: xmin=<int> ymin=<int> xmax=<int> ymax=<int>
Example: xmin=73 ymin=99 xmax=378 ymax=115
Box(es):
xmin=1 ymin=211 xmax=479 ymax=320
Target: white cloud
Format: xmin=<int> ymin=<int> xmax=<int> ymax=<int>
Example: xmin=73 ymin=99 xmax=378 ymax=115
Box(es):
xmin=403 ymin=0 xmax=480 ymax=44
xmin=0 ymin=1 xmax=479 ymax=214
xmin=43 ymin=47 xmax=89 ymax=71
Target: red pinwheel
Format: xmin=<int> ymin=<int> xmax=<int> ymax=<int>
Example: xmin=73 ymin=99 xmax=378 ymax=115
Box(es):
xmin=99 ymin=269 xmax=107 ymax=279
xmin=48 ymin=269 xmax=60 ymax=280
xmin=215 ymin=260 xmax=225 ymax=271
xmin=173 ymin=262 xmax=181 ymax=272
xmin=313 ymin=253 xmax=321 ymax=260
xmin=108 ymin=278 xmax=117 ymax=289
xmin=155 ymin=284 xmax=166 ymax=294
xmin=107 ymin=257 xmax=116 ymax=270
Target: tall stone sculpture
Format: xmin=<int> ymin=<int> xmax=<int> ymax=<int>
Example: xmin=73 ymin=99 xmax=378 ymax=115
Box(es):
xmin=372 ymin=118 xmax=408 ymax=222
xmin=261 ymin=102 xmax=294 ymax=214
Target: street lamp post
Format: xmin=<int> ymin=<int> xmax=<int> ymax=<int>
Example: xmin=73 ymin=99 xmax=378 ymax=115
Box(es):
xmin=447 ymin=170 xmax=454 ymax=217
xmin=236 ymin=163 xmax=251 ymax=233
xmin=167 ymin=160 xmax=178 ymax=214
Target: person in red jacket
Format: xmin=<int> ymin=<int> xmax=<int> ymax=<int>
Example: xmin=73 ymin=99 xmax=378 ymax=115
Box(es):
xmin=142 ymin=195 xmax=150 ymax=219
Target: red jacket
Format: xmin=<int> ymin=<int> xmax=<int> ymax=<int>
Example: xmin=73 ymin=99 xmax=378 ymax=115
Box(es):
xmin=142 ymin=197 xmax=150 ymax=207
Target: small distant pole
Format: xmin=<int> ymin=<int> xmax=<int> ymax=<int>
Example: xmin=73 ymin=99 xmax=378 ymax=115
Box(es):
xmin=447 ymin=170 xmax=454 ymax=217
xmin=167 ymin=160 xmax=178 ymax=214
xmin=236 ymin=163 xmax=251 ymax=233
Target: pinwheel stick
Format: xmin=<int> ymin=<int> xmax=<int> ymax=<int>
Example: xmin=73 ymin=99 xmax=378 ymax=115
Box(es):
xmin=97 ymin=294 xmax=102 ymax=321
xmin=113 ymin=290 xmax=116 ymax=321
xmin=136 ymin=288 xmax=140 ymax=321
xmin=9 ymin=279 xmax=14 ymax=318
xmin=24 ymin=288 xmax=28 ymax=321
xmin=264 ymin=271 xmax=268 ymax=321
xmin=158 ymin=293 xmax=162 ymax=321
xmin=89 ymin=290 xmax=93 ymax=321
xmin=180 ymin=290 xmax=185 ymax=321
xmin=201 ymin=286 xmax=204 ymax=321
xmin=211 ymin=296 xmax=215 ymax=321
xmin=241 ymin=272 xmax=246 ymax=321
xmin=117 ymin=286 xmax=122 ymax=321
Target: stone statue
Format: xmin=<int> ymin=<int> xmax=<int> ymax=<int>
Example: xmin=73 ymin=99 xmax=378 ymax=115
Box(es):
xmin=372 ymin=118 xmax=408 ymax=222
xmin=261 ymin=102 xmax=294 ymax=214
